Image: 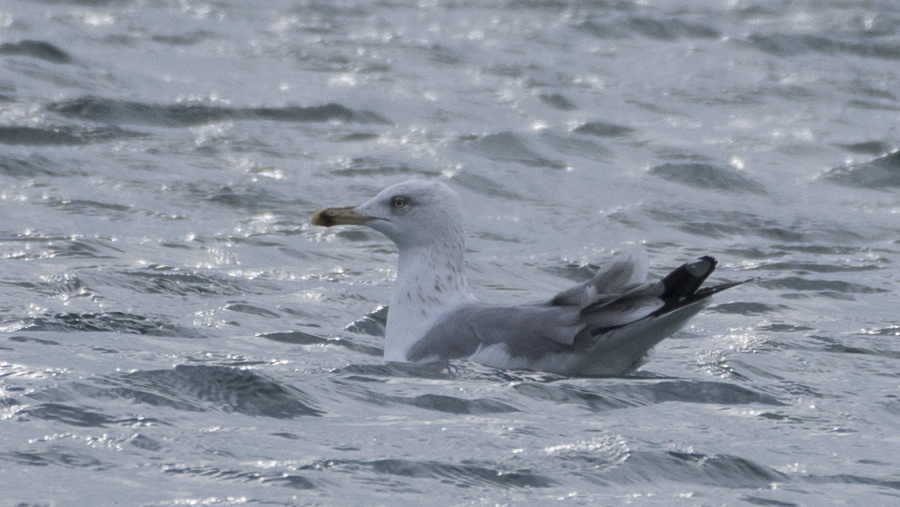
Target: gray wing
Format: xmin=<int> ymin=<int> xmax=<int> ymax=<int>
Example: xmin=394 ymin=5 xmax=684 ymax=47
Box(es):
xmin=406 ymin=302 xmax=585 ymax=363
xmin=406 ymin=249 xmax=744 ymax=373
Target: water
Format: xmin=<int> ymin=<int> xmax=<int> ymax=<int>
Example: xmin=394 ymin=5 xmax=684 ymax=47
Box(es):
xmin=1 ymin=0 xmax=899 ymax=505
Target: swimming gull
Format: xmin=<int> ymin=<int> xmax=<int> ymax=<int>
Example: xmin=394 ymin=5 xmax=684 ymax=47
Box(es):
xmin=312 ymin=180 xmax=746 ymax=376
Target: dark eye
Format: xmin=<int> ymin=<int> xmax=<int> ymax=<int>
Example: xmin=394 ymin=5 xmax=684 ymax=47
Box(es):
xmin=390 ymin=196 xmax=409 ymax=209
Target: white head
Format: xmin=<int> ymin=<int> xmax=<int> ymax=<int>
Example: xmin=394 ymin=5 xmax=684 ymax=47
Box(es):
xmin=313 ymin=180 xmax=465 ymax=251
xmin=313 ymin=180 xmax=475 ymax=361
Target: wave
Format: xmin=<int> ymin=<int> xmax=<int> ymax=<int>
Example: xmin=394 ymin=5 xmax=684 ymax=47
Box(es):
xmin=0 ymin=125 xmax=141 ymax=146
xmin=259 ymin=330 xmax=383 ymax=356
xmin=455 ymin=131 xmax=569 ymax=169
xmin=48 ymin=96 xmax=391 ymax=127
xmin=11 ymin=311 xmax=200 ymax=337
xmin=23 ymin=365 xmax=324 ymax=420
xmin=820 ymin=151 xmax=900 ymax=189
xmin=0 ymin=40 xmax=71 ymax=64
xmin=300 ymin=457 xmax=555 ymax=489
xmin=512 ymin=379 xmax=782 ymax=411
xmin=163 ymin=463 xmax=316 ymax=490
xmin=747 ymin=33 xmax=900 ymax=61
xmin=0 ymin=445 xmax=105 ymax=469
xmin=587 ymin=449 xmax=787 ymax=488
xmin=648 ymin=162 xmax=767 ymax=194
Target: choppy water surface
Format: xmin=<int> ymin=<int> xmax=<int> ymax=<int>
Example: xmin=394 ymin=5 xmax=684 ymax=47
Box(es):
xmin=1 ymin=1 xmax=899 ymax=505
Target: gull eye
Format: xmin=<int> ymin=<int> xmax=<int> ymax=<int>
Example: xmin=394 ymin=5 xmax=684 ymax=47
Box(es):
xmin=390 ymin=196 xmax=409 ymax=209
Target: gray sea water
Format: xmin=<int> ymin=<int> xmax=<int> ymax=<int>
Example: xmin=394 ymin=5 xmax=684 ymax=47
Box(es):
xmin=1 ymin=0 xmax=899 ymax=505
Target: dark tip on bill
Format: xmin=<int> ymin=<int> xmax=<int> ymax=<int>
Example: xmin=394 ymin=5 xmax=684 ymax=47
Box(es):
xmin=311 ymin=209 xmax=336 ymax=227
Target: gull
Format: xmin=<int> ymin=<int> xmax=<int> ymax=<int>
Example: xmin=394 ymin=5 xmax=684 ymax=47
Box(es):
xmin=312 ymin=180 xmax=746 ymax=376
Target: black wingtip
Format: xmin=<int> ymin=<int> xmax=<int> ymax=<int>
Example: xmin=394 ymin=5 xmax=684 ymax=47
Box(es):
xmin=661 ymin=255 xmax=717 ymax=300
xmin=692 ymin=277 xmax=756 ymax=299
xmin=589 ymin=258 xmax=751 ymax=338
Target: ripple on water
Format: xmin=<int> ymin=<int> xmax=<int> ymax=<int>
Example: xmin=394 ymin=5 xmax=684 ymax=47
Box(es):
xmin=747 ymin=32 xmax=900 ymax=60
xmin=593 ymin=449 xmax=787 ymax=488
xmin=836 ymin=141 xmax=895 ymax=156
xmin=758 ymin=276 xmax=888 ymax=298
xmin=1 ymin=235 xmax=123 ymax=260
xmin=572 ymin=121 xmax=635 ymax=138
xmin=0 ymin=445 xmax=106 ymax=469
xmin=105 ymin=365 xmax=325 ymax=418
xmin=299 ymin=458 xmax=555 ymax=489
xmin=819 ymin=150 xmax=900 ymax=189
xmin=108 ymin=265 xmax=269 ymax=297
xmin=0 ymin=40 xmax=72 ymax=63
xmin=23 ymin=365 xmax=325 ymax=419
xmin=163 ymin=463 xmax=317 ymax=490
xmin=0 ymin=125 xmax=142 ymax=146
xmin=342 ymin=306 xmax=387 ymax=336
xmin=644 ymin=205 xmax=865 ymax=243
xmin=326 ymin=156 xmax=434 ymax=178
xmin=0 ymin=153 xmax=69 ymax=177
xmin=47 ymin=96 xmax=391 ymax=127
xmin=707 ymin=301 xmax=781 ymax=316
xmin=19 ymin=402 xmax=118 ymax=428
xmin=11 ymin=311 xmax=201 ymax=337
xmin=334 ymin=377 xmax=520 ymax=415
xmin=259 ymin=330 xmax=383 ymax=356
xmin=455 ymin=132 xmax=568 ymax=169
xmin=648 ymin=162 xmax=767 ymax=194
xmin=512 ymin=379 xmax=783 ymax=412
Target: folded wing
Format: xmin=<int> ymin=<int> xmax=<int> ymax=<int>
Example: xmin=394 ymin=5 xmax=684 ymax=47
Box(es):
xmin=406 ymin=248 xmax=747 ymax=375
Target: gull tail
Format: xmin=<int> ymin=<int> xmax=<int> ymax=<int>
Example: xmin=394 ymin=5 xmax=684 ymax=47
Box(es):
xmin=588 ymin=256 xmax=750 ymax=339
xmin=578 ymin=256 xmax=751 ymax=376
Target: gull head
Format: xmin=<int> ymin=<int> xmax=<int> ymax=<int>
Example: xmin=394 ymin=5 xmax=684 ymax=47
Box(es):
xmin=312 ymin=180 xmax=465 ymax=250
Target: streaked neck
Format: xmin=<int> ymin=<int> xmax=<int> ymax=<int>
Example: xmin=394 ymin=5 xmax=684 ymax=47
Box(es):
xmin=384 ymin=243 xmax=474 ymax=362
